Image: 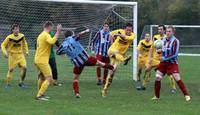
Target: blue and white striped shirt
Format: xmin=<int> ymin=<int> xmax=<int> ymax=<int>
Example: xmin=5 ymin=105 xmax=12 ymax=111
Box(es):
xmin=162 ymin=36 xmax=179 ymax=64
xmin=56 ymin=36 xmax=89 ymax=67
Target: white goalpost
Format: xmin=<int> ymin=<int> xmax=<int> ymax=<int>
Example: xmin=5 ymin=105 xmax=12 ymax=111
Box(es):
xmin=38 ymin=0 xmax=138 ymax=81
xmin=150 ymin=25 xmax=200 ymax=56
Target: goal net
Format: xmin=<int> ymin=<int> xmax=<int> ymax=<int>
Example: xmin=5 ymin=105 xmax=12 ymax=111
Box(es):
xmin=0 ymin=0 xmax=138 ymax=80
xmin=141 ymin=25 xmax=200 ymax=56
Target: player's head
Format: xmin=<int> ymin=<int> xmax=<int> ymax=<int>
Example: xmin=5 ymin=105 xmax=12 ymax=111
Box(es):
xmin=64 ymin=30 xmax=74 ymax=38
xmin=43 ymin=21 xmax=53 ymax=32
xmin=144 ymin=33 xmax=151 ymax=42
xmin=103 ymin=22 xmax=109 ymax=32
xmin=158 ymin=24 xmax=166 ymax=35
xmin=125 ymin=23 xmax=133 ymax=36
xmin=11 ymin=24 xmax=20 ymax=36
xmin=166 ymin=25 xmax=175 ymax=38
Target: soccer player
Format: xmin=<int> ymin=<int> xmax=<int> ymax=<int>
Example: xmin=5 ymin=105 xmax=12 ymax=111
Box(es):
xmin=93 ymin=22 xmax=111 ymax=85
xmin=136 ymin=33 xmax=153 ymax=90
xmin=101 ymin=23 xmax=135 ymax=97
xmin=49 ymin=31 xmax=61 ymax=86
xmin=1 ymin=24 xmax=29 ymax=88
xmin=152 ymin=25 xmax=191 ymax=101
xmin=35 ymin=21 xmax=62 ymax=101
xmin=56 ymin=29 xmax=114 ymax=98
xmin=145 ymin=25 xmax=177 ymax=92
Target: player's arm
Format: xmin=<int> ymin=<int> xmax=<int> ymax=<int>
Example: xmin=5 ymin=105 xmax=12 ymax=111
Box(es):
xmin=110 ymin=29 xmax=123 ymax=42
xmin=74 ymin=29 xmax=90 ymax=41
xmin=56 ymin=42 xmax=68 ymax=55
xmin=162 ymin=39 xmax=179 ymax=61
xmin=46 ymin=24 xmax=62 ymax=44
xmin=1 ymin=36 xmax=9 ymax=58
xmin=22 ymin=36 xmax=29 ymax=55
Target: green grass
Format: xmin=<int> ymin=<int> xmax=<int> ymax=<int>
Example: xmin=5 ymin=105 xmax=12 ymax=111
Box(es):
xmin=0 ymin=50 xmax=200 ymax=115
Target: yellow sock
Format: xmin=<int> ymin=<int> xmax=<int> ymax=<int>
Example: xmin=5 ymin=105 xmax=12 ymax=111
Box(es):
xmin=38 ymin=79 xmax=45 ymax=90
xmin=169 ymin=75 xmax=176 ymax=89
xmin=142 ymin=72 xmax=150 ymax=87
xmin=6 ymin=71 xmax=13 ymax=84
xmin=37 ymin=80 xmax=50 ymax=97
xmin=104 ymin=73 xmax=113 ymax=90
xmin=20 ymin=68 xmax=26 ymax=83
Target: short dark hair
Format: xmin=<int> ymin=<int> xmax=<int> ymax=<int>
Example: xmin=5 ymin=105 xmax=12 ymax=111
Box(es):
xmin=43 ymin=21 xmax=53 ymax=28
xmin=64 ymin=30 xmax=73 ymax=38
xmin=158 ymin=24 xmax=166 ymax=30
xmin=11 ymin=23 xmax=19 ymax=31
xmin=103 ymin=22 xmax=109 ymax=26
xmin=125 ymin=23 xmax=133 ymax=27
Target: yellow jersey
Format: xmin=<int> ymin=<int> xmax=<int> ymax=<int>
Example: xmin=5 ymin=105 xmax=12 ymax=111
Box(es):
xmin=137 ymin=39 xmax=152 ymax=58
xmin=152 ymin=34 xmax=166 ymax=60
xmin=1 ymin=33 xmax=29 ymax=55
xmin=109 ymin=29 xmax=135 ymax=54
xmin=34 ymin=31 xmax=57 ymax=64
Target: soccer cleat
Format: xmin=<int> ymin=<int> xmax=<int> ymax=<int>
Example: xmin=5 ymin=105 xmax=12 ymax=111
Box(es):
xmin=101 ymin=89 xmax=107 ymax=98
xmin=41 ymin=95 xmax=50 ymax=99
xmin=96 ymin=80 xmax=102 ymax=85
xmin=5 ymin=84 xmax=11 ymax=89
xmin=135 ymin=81 xmax=142 ymax=90
xmin=170 ymin=88 xmax=177 ymax=94
xmin=151 ymin=96 xmax=160 ymax=101
xmin=18 ymin=82 xmax=28 ymax=89
xmin=141 ymin=86 xmax=146 ymax=90
xmin=75 ymin=93 xmax=81 ymax=98
xmin=53 ymin=82 xmax=62 ymax=86
xmin=36 ymin=96 xmax=49 ymax=101
xmin=124 ymin=55 xmax=132 ymax=65
xmin=185 ymin=95 xmax=191 ymax=101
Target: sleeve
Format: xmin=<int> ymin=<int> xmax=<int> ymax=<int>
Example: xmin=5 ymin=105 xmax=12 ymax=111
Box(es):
xmin=1 ymin=36 xmax=9 ymax=56
xmin=137 ymin=41 xmax=142 ymax=51
xmin=22 ymin=36 xmax=29 ymax=54
xmin=46 ymin=34 xmax=57 ymax=45
xmin=56 ymin=42 xmax=68 ymax=55
xmin=162 ymin=39 xmax=179 ymax=61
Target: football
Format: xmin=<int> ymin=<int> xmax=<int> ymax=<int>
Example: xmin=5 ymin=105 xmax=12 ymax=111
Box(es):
xmin=154 ymin=40 xmax=163 ymax=49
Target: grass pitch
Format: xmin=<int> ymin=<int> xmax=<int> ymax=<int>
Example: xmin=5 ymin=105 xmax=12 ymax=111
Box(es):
xmin=0 ymin=51 xmax=200 ymax=115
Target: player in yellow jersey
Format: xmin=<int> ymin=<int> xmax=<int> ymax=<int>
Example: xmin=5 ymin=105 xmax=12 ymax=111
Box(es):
xmin=145 ymin=24 xmax=177 ymax=93
xmin=102 ymin=23 xmax=135 ymax=97
xmin=1 ymin=24 xmax=29 ymax=89
xmin=34 ymin=21 xmax=62 ymax=101
xmin=136 ymin=33 xmax=153 ymax=90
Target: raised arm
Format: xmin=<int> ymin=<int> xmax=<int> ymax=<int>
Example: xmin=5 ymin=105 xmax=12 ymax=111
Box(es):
xmin=1 ymin=37 xmax=9 ymax=58
xmin=46 ymin=24 xmax=62 ymax=44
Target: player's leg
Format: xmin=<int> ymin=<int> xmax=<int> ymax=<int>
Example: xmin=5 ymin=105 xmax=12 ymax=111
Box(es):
xmin=102 ymin=56 xmax=110 ymax=85
xmin=114 ymin=53 xmax=131 ymax=65
xmin=36 ymin=63 xmax=53 ymax=101
xmin=18 ymin=55 xmax=27 ymax=88
xmin=172 ymin=73 xmax=190 ymax=101
xmin=37 ymin=73 xmax=45 ymax=90
xmin=152 ymin=70 xmax=164 ymax=100
xmin=5 ymin=54 xmax=17 ymax=88
xmin=142 ymin=65 xmax=153 ymax=90
xmin=49 ymin=57 xmax=60 ymax=86
xmin=73 ymin=66 xmax=84 ymax=98
xmin=96 ymin=54 xmax=102 ymax=85
xmin=168 ymin=75 xmax=177 ymax=93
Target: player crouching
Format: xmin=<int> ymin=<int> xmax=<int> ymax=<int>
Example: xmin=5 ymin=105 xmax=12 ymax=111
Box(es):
xmin=56 ymin=29 xmax=114 ymax=98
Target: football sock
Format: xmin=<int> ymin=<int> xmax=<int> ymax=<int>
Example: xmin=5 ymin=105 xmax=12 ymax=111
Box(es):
xmin=96 ymin=67 xmax=101 ymax=80
xmin=103 ymin=69 xmax=108 ymax=84
xmin=6 ymin=70 xmax=13 ymax=84
xmin=142 ymin=72 xmax=150 ymax=87
xmin=177 ymin=80 xmax=189 ymax=96
xmin=73 ymin=80 xmax=79 ymax=94
xmin=169 ymin=75 xmax=176 ymax=89
xmin=37 ymin=80 xmax=50 ymax=97
xmin=104 ymin=73 xmax=114 ymax=90
xmin=104 ymin=63 xmax=114 ymax=70
xmin=20 ymin=68 xmax=26 ymax=83
xmin=154 ymin=80 xmax=161 ymax=98
xmin=38 ymin=78 xmax=45 ymax=90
